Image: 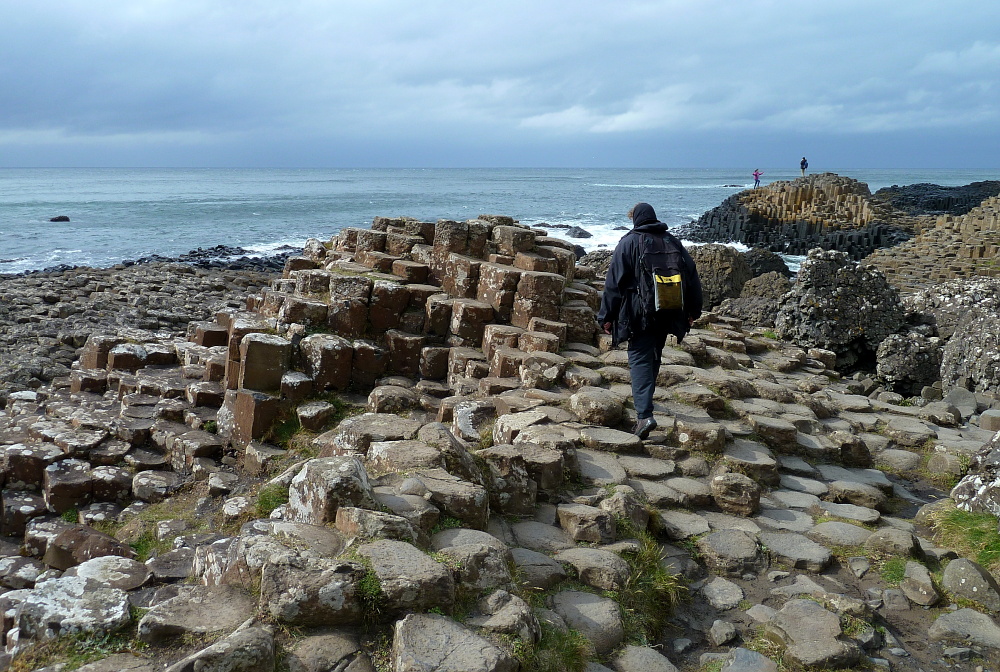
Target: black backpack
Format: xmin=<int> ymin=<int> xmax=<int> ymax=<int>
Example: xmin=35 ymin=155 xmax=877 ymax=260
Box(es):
xmin=635 ymin=231 xmax=686 ymax=327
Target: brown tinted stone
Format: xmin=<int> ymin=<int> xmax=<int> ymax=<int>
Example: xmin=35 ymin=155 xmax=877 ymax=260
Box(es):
xmin=443 ymin=255 xmax=482 ymax=299
xmin=493 ymin=225 xmax=535 ymax=256
xmin=79 ymin=334 xmax=124 ymax=370
xmin=425 ymin=294 xmax=454 ymax=336
xmin=43 ymin=459 xmax=93 ymax=513
xmin=43 ymin=525 xmax=134 ymax=570
xmin=369 ymin=281 xmax=411 ymax=332
xmin=386 ymin=330 xmax=424 ymax=378
xmin=238 ymin=333 xmax=292 ymax=392
xmin=300 ymin=334 xmax=354 ymax=391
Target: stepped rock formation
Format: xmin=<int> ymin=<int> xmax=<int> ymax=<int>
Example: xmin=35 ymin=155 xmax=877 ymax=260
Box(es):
xmin=675 ymin=174 xmax=916 ymax=260
xmin=865 ymin=196 xmax=1000 ymax=294
xmin=3 ymin=214 xmax=1000 ymax=670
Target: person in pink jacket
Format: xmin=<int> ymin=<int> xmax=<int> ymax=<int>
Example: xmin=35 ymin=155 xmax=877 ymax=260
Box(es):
xmin=753 ymin=169 xmax=762 ymax=188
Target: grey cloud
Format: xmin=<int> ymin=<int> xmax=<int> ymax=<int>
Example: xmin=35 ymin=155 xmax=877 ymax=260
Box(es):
xmin=1 ymin=1 xmax=999 ymax=166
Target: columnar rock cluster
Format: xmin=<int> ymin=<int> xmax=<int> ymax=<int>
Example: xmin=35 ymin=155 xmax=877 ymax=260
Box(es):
xmin=866 ymin=196 xmax=1000 ymax=294
xmin=676 ymin=174 xmax=914 ymax=260
xmin=3 ymin=214 xmax=1000 ymax=671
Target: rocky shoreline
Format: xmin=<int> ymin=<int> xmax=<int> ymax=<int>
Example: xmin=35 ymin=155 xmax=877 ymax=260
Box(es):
xmin=0 ymin=190 xmax=999 ymax=672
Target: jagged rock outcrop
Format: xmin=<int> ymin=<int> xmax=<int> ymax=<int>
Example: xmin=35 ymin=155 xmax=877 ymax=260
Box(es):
xmin=688 ymin=244 xmax=753 ymax=309
xmin=743 ymin=247 xmax=793 ymax=278
xmin=775 ymin=249 xmax=905 ymax=369
xmin=875 ymin=332 xmax=944 ymax=396
xmin=951 ymin=431 xmax=1000 ymax=517
xmin=940 ymin=308 xmax=1000 ymax=394
xmin=716 ymin=271 xmax=791 ymax=328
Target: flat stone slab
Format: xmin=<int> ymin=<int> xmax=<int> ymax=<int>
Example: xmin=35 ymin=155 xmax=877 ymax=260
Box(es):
xmin=657 ymin=509 xmax=711 ymax=540
xmin=759 ymin=532 xmax=831 ymax=573
xmin=778 ymin=474 xmax=828 ymax=496
xmin=884 ymin=416 xmax=937 ymax=447
xmin=138 ymin=585 xmax=256 ymax=644
xmin=578 ymin=427 xmax=642 ymax=452
xmin=63 ymin=555 xmax=151 ymax=591
xmin=814 ymin=500 xmax=880 ymax=525
xmin=617 ymin=455 xmax=675 ymax=479
xmin=807 ymin=521 xmax=873 ymax=547
xmin=14 ymin=576 xmax=130 ymax=643
xmin=576 ymin=449 xmax=627 ymax=485
xmin=814 ymin=465 xmax=893 ymax=493
xmin=510 ymin=521 xmax=575 ymax=553
xmin=701 ymin=512 xmax=761 ymax=535
xmin=769 ymin=489 xmax=820 ymax=510
xmin=754 ymin=508 xmax=815 ymax=533
xmin=393 ymin=613 xmax=517 ymax=672
xmin=552 ymin=590 xmax=624 ymax=656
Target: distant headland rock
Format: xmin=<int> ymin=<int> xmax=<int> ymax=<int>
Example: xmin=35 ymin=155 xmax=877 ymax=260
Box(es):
xmin=674 ymin=173 xmax=1000 ymax=262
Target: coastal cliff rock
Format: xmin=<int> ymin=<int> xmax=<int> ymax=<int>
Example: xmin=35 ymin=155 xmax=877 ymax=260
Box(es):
xmin=940 ymin=308 xmax=1000 ymax=395
xmin=674 ymin=173 xmax=913 ymax=260
xmin=775 ymin=249 xmax=904 ymax=369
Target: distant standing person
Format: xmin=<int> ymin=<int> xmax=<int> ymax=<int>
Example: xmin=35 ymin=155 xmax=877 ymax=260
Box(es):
xmin=596 ymin=203 xmax=703 ymax=439
xmin=752 ymin=169 xmax=762 ymax=188
xmin=800 ymin=157 xmax=808 ymax=177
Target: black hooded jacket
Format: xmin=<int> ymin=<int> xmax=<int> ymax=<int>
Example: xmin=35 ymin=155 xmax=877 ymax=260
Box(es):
xmin=596 ymin=203 xmax=703 ymax=346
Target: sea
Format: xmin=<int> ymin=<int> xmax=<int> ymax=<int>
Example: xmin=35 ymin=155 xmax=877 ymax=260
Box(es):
xmin=2 ymin=167 xmax=998 ymax=275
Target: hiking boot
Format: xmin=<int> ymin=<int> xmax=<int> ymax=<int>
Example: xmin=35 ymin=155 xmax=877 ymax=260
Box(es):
xmin=632 ymin=417 xmax=657 ymax=440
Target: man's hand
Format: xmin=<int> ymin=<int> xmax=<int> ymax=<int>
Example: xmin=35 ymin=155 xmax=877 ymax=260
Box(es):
xmin=688 ymin=317 xmax=695 ymax=327
xmin=602 ymin=322 xmax=612 ymax=335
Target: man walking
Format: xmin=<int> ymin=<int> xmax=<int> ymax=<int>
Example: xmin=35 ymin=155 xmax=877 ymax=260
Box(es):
xmin=800 ymin=157 xmax=808 ymax=176
xmin=596 ymin=203 xmax=703 ymax=439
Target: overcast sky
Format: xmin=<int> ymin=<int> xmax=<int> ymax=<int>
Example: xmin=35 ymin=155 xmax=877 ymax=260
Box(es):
xmin=2 ymin=1 xmax=999 ymax=169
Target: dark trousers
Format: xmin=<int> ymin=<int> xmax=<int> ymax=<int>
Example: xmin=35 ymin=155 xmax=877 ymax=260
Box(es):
xmin=628 ymin=329 xmax=668 ymax=419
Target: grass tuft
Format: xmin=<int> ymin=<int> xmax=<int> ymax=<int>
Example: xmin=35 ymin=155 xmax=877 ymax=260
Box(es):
xmin=610 ymin=517 xmax=686 ymax=645
xmin=925 ymin=502 xmax=1000 ymax=573
xmin=511 ymin=622 xmax=593 ymax=672
xmin=10 ymin=628 xmax=147 ymax=672
xmin=255 ymin=482 xmax=290 ymax=518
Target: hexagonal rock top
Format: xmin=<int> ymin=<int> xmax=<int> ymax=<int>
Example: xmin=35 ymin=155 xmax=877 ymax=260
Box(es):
xmin=392 ymin=613 xmax=517 ymax=672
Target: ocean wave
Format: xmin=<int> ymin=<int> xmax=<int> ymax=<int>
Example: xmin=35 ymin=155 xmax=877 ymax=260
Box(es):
xmin=589 ymin=183 xmax=748 ymax=190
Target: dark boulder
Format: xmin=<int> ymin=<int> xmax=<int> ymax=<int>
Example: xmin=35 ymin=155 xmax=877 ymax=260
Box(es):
xmin=744 ymin=248 xmax=792 ymax=278
xmin=688 ymin=244 xmax=752 ymax=309
xmin=49 ymin=215 xmax=70 ymax=222
xmin=775 ymin=249 xmax=904 ymax=370
xmin=717 ymin=272 xmax=792 ymax=328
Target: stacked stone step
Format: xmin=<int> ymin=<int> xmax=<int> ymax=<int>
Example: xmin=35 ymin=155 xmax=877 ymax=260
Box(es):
xmin=866 ymin=196 xmax=1000 ymax=294
xmin=234 ymin=215 xmax=599 ymax=405
xmin=0 ymin=322 xmax=259 ymax=559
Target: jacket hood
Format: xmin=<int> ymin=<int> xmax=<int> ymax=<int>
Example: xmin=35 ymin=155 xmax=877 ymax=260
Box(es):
xmin=631 ymin=202 xmax=658 ymax=227
xmin=632 ymin=221 xmax=670 ymax=234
